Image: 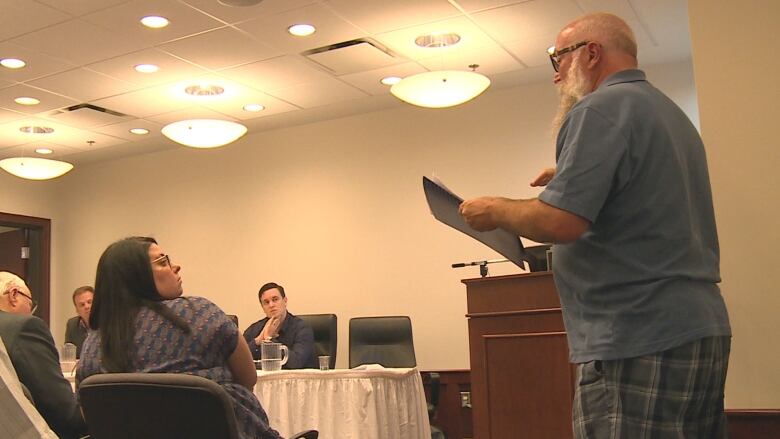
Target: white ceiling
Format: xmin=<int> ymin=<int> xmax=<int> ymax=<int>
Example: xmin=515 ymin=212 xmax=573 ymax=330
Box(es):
xmin=0 ymin=0 xmax=691 ymax=165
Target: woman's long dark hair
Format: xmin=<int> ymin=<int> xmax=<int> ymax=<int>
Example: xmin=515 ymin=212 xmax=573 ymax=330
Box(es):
xmin=91 ymin=237 xmax=190 ymax=372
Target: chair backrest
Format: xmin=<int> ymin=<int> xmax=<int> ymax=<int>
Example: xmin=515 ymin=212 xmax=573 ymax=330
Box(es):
xmin=78 ymin=373 xmax=240 ymax=439
xmin=297 ymin=314 xmax=337 ymax=369
xmin=349 ymin=316 xmax=416 ymax=368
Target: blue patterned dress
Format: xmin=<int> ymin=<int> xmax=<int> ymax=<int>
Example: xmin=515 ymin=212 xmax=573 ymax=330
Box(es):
xmin=77 ymin=296 xmax=282 ymax=439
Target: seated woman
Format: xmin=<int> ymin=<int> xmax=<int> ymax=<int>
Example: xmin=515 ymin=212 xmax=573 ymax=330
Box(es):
xmin=76 ymin=237 xmax=282 ymax=439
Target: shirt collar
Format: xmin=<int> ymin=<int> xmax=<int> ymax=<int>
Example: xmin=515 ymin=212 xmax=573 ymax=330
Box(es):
xmin=598 ymin=69 xmax=646 ymax=90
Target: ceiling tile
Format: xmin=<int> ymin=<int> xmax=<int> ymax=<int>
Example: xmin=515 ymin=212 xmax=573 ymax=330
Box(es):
xmin=323 ymin=0 xmax=463 ymax=34
xmin=376 ymin=16 xmax=507 ymax=64
xmin=270 ymin=78 xmax=367 ymax=108
xmin=452 ymin=0 xmax=533 ymax=13
xmin=92 ymin=118 xmax=162 ymax=141
xmin=180 ymin=0 xmax=318 ymax=25
xmin=145 ymin=106 xmax=234 ymax=126
xmin=86 ymin=48 xmax=210 ymax=88
xmin=0 ymin=2 xmax=72 ymax=41
xmin=90 ymin=85 xmax=192 ymax=118
xmin=0 ymin=42 xmax=76 ymax=83
xmin=416 ymin=42 xmax=523 ymax=75
xmin=236 ymin=3 xmax=366 ymax=54
xmin=28 ymin=68 xmax=137 ymax=102
xmin=35 ymin=0 xmax=133 ymax=17
xmin=220 ymin=56 xmax=333 ymax=92
xmin=9 ymin=19 xmax=143 ymax=66
xmin=0 ymin=141 xmax=84 ymax=160
xmin=81 ymin=0 xmax=225 ymax=47
xmin=0 ymin=116 xmax=123 ymax=150
xmin=159 ymin=26 xmax=281 ymax=71
xmin=338 ymin=62 xmax=428 ymax=95
xmin=470 ymin=0 xmax=583 ymax=45
xmin=0 ymin=108 xmax=26 ymax=125
xmin=0 ymin=84 xmax=79 ymax=115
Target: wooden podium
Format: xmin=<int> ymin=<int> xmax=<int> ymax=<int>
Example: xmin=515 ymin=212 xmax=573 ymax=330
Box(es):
xmin=464 ymin=272 xmax=575 ymax=439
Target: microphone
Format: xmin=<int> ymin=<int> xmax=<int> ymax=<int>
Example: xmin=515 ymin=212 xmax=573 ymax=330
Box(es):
xmin=451 ymin=258 xmax=508 ymax=268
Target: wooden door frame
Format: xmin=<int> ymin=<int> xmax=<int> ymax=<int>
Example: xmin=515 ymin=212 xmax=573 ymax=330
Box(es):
xmin=0 ymin=212 xmax=51 ymax=325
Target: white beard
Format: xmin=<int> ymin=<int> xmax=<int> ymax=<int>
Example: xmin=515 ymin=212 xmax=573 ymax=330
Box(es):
xmin=552 ymin=55 xmax=593 ymax=136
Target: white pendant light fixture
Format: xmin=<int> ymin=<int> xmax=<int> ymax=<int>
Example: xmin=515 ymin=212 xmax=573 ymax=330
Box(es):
xmin=162 ymin=119 xmax=247 ymax=148
xmin=391 ymin=68 xmax=490 ymax=108
xmin=0 ymin=157 xmax=74 ymax=180
xmin=390 ymin=32 xmax=490 ymax=108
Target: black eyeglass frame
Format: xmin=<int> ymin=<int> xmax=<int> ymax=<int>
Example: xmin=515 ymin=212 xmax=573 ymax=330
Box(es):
xmin=548 ymin=41 xmax=589 ymax=72
xmin=9 ymin=288 xmax=38 ymax=314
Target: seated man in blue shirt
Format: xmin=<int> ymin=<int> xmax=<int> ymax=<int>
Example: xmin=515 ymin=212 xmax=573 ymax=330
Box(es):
xmin=243 ymin=282 xmax=317 ymax=369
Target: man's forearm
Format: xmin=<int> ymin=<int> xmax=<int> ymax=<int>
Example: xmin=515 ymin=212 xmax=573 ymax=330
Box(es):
xmin=493 ymin=198 xmax=589 ymax=243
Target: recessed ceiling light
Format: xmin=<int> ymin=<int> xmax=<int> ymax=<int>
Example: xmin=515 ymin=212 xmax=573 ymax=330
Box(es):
xmin=288 ymin=24 xmax=316 ymax=37
xmin=134 ymin=64 xmax=159 ymax=73
xmin=243 ymin=103 xmax=265 ymax=112
xmin=15 ymin=97 xmax=40 ymax=105
xmin=19 ymin=126 xmax=54 ymax=134
xmin=141 ymin=16 xmax=169 ymax=29
xmin=185 ymin=84 xmax=225 ymax=96
xmin=129 ymin=128 xmax=150 ymax=135
xmin=35 ymin=148 xmax=53 ymax=155
xmin=415 ymin=32 xmax=461 ymax=48
xmin=1 ymin=58 xmax=26 ymax=69
xmin=381 ymin=76 xmax=402 ymax=86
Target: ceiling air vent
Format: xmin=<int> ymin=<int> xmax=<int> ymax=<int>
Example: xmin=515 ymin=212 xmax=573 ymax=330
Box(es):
xmin=47 ymin=103 xmax=130 ymax=128
xmin=302 ymin=38 xmax=402 ymax=75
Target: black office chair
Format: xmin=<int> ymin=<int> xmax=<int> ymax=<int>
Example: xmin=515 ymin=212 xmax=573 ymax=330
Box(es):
xmin=349 ymin=316 xmax=416 ymax=368
xmin=349 ymin=316 xmax=445 ymax=438
xmin=79 ymin=373 xmax=318 ymax=439
xmin=297 ymin=313 xmax=337 ymax=369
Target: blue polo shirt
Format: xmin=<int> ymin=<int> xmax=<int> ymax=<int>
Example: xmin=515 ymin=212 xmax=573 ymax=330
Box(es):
xmin=539 ymin=69 xmax=731 ymax=363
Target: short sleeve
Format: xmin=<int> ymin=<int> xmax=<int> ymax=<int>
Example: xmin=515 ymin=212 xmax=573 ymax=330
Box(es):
xmin=540 ymin=105 xmax=630 ymax=222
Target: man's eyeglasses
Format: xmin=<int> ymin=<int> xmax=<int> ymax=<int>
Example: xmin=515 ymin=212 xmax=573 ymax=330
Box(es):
xmin=547 ymin=41 xmax=588 ymax=72
xmin=151 ymin=254 xmax=172 ymax=268
xmin=9 ymin=288 xmax=37 ymax=314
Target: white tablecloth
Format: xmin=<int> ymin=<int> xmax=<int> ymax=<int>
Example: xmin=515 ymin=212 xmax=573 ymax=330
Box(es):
xmin=254 ymin=366 xmax=432 ymax=439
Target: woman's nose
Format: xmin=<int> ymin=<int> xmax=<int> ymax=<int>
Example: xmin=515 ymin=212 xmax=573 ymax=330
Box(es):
xmin=553 ymin=72 xmax=562 ymax=84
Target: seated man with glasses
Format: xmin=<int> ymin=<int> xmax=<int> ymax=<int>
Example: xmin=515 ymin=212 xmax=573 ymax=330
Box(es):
xmin=0 ymin=271 xmax=87 ymax=439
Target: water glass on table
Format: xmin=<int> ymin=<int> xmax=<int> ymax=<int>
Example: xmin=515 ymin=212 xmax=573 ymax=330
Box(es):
xmin=60 ymin=343 xmax=77 ymax=374
xmin=318 ymin=355 xmax=330 ymax=371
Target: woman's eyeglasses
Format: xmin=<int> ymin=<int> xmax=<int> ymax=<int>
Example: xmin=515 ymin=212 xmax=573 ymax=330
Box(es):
xmin=151 ymin=254 xmax=172 ymax=268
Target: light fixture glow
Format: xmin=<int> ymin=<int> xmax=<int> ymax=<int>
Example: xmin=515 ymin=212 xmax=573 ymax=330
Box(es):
xmin=161 ymin=119 xmax=247 ymax=148
xmin=141 ymin=16 xmax=169 ymax=28
xmin=15 ymin=97 xmax=40 ymax=105
xmin=129 ymin=128 xmax=150 ymax=135
xmin=185 ymin=84 xmax=225 ymax=96
xmin=0 ymin=157 xmax=73 ymax=180
xmin=380 ymin=76 xmax=402 ymax=86
xmin=390 ymin=70 xmax=490 ymax=108
xmin=1 ymin=58 xmax=26 ymax=69
xmin=243 ymin=103 xmax=265 ymax=112
xmin=134 ymin=63 xmax=159 ymax=73
xmin=35 ymin=148 xmax=53 ymax=155
xmin=288 ymin=24 xmax=316 ymax=37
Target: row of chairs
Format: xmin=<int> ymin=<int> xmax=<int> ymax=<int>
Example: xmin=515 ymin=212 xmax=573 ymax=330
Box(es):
xmin=298 ymin=314 xmax=419 ymax=369
xmin=299 ymin=314 xmax=445 ymax=439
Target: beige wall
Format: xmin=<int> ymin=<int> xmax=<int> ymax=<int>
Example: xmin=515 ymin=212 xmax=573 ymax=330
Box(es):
xmin=689 ymin=0 xmax=780 ymax=407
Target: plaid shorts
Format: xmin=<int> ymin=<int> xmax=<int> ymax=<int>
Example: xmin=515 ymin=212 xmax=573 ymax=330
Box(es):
xmin=573 ymin=336 xmax=731 ymax=438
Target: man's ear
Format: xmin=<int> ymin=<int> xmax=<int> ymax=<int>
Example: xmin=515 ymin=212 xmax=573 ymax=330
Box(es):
xmin=586 ymin=42 xmax=601 ymax=68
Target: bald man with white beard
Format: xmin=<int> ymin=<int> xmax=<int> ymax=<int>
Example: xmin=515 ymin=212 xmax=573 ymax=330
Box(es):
xmin=459 ymin=12 xmax=730 ymax=438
